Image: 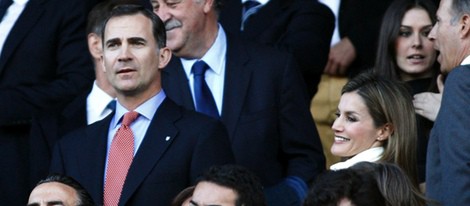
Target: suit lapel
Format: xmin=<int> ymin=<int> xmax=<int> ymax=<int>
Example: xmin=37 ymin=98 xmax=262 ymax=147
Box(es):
xmin=79 ymin=115 xmax=111 ymax=205
xmin=163 ymin=57 xmax=195 ymax=110
xmin=119 ymin=99 xmax=180 ymax=204
xmin=0 ymin=0 xmax=45 ymax=74
xmin=221 ymin=36 xmax=253 ymax=139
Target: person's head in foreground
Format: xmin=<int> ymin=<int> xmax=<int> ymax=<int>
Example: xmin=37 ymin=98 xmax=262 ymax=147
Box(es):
xmin=27 ymin=174 xmax=95 ymax=206
xmin=189 ymin=164 xmax=266 ymax=206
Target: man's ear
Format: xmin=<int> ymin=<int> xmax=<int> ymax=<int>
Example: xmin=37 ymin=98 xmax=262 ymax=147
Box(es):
xmin=203 ymin=0 xmax=215 ymax=13
xmin=158 ymin=47 xmax=172 ymax=69
xmin=88 ymin=33 xmax=102 ymax=59
xmin=460 ymin=14 xmax=470 ymax=38
xmin=376 ymin=123 xmax=394 ymax=141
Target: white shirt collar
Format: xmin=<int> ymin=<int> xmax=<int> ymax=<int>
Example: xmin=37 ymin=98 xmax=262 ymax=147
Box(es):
xmin=460 ymin=55 xmax=470 ymax=65
xmin=241 ymin=0 xmax=269 ymax=6
xmin=87 ymin=81 xmax=115 ymax=124
xmin=14 ymin=0 xmax=28 ymax=5
xmin=181 ymin=24 xmax=227 ymax=76
xmin=329 ymin=147 xmax=384 ymax=171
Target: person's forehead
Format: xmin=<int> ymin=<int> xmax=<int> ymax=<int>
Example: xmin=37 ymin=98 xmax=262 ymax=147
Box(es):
xmin=28 ymin=182 xmax=78 ymax=205
xmin=192 ymin=182 xmax=238 ymax=205
xmin=105 ymin=14 xmax=153 ymax=39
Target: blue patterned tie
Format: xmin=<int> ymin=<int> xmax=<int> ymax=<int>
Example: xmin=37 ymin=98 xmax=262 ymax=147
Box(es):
xmin=192 ymin=60 xmax=219 ymax=119
xmin=241 ymin=0 xmax=261 ymax=30
xmin=0 ymin=0 xmax=13 ymax=22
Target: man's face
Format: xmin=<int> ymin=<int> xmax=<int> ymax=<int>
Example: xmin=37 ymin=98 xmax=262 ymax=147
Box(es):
xmin=428 ymin=0 xmax=462 ymax=74
xmin=27 ymin=182 xmax=79 ymax=206
xmin=151 ymin=0 xmax=209 ymax=58
xmin=102 ymin=13 xmax=170 ymax=97
xmin=189 ymin=181 xmax=238 ymax=206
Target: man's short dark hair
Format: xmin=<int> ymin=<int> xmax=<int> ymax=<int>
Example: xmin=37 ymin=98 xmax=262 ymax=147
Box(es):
xmin=101 ymin=4 xmax=166 ymax=48
xmin=86 ymin=0 xmax=143 ymax=35
xmin=36 ymin=174 xmax=95 ymax=206
xmin=197 ymin=164 xmax=266 ymax=206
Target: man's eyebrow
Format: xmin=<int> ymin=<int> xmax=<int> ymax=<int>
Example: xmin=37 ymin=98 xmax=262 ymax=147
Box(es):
xmin=47 ymin=201 xmax=65 ymax=206
xmin=105 ymin=38 xmax=120 ymax=45
xmin=27 ymin=201 xmax=65 ymax=206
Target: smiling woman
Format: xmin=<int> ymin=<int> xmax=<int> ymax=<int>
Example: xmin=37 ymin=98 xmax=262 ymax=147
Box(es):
xmin=330 ymin=71 xmax=420 ymax=190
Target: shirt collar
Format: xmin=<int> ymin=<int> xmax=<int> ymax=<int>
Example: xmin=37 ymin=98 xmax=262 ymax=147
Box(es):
xmin=181 ymin=24 xmax=227 ymax=76
xmin=241 ymin=0 xmax=269 ymax=6
xmin=87 ymin=81 xmax=115 ymax=114
xmin=460 ymin=55 xmax=470 ymax=65
xmin=14 ymin=0 xmax=28 ymax=5
xmin=112 ymin=90 xmax=166 ymax=128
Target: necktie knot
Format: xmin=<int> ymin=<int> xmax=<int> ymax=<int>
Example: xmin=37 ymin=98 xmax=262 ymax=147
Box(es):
xmin=192 ymin=60 xmax=209 ymax=76
xmin=122 ymin=111 xmax=139 ymax=126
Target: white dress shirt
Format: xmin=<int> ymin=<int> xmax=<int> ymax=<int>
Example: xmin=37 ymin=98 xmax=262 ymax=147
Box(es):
xmin=319 ymin=0 xmax=341 ymax=46
xmin=241 ymin=0 xmax=269 ymax=6
xmin=460 ymin=55 xmax=470 ymax=65
xmin=86 ymin=81 xmax=115 ymax=124
xmin=0 ymin=0 xmax=28 ymax=55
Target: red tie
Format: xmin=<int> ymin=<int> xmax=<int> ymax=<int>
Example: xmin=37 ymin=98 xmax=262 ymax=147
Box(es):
xmin=103 ymin=111 xmax=139 ymax=206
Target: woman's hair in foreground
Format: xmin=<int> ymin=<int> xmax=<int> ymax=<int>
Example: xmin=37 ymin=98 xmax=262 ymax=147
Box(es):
xmin=351 ymin=162 xmax=430 ymax=206
xmin=303 ymin=167 xmax=385 ymax=206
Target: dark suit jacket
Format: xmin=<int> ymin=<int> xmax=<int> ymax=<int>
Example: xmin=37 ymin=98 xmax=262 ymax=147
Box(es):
xmin=29 ymin=90 xmax=89 ymax=189
xmin=50 ymin=98 xmax=235 ymax=205
xmin=338 ymin=0 xmax=393 ymax=77
xmin=0 ymin=0 xmax=94 ymax=204
xmin=162 ymin=36 xmax=325 ymax=190
xmin=219 ymin=0 xmax=334 ymax=98
xmin=426 ymin=65 xmax=470 ymax=205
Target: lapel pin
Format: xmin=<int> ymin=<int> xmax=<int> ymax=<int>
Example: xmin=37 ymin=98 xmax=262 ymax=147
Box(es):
xmin=165 ymin=136 xmax=171 ymax=141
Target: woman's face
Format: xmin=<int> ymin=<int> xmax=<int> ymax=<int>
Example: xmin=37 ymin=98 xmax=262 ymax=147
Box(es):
xmin=395 ymin=8 xmax=436 ymax=81
xmin=331 ymin=92 xmax=384 ymax=158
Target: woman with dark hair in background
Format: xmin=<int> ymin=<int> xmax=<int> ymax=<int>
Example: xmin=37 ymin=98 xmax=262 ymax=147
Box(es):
xmin=373 ymin=0 xmax=440 ymax=189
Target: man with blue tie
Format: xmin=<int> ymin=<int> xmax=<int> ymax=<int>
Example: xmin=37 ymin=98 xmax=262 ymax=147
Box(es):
xmin=151 ymin=0 xmax=326 ymax=205
xmin=50 ymin=5 xmax=235 ymax=205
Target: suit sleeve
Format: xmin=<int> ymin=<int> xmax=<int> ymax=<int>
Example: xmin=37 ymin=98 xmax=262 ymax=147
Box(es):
xmin=276 ymin=1 xmax=334 ymax=97
xmin=190 ymin=120 xmax=236 ymax=183
xmin=279 ymin=55 xmax=326 ymax=184
xmin=0 ymin=0 xmax=93 ymax=125
xmin=430 ymin=67 xmax=470 ymax=205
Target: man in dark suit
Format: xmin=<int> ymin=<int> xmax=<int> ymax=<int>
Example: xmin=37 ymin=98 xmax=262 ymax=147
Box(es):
xmin=151 ymin=0 xmax=325 ymax=205
xmin=50 ymin=5 xmax=235 ymax=205
xmin=218 ymin=0 xmax=334 ymax=98
xmin=426 ymin=0 xmax=470 ymax=205
xmin=28 ymin=0 xmax=151 ymax=193
xmin=0 ymin=0 xmax=95 ymax=204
